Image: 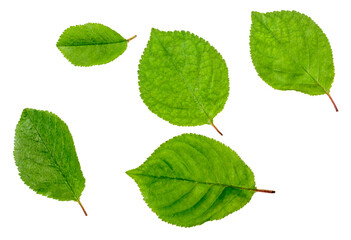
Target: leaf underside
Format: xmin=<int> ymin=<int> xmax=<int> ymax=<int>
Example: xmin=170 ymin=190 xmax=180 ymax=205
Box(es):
xmin=57 ymin=23 xmax=128 ymax=66
xmin=250 ymin=10 xmax=335 ymax=96
xmin=14 ymin=108 xmax=85 ymax=202
xmin=138 ymin=28 xmax=229 ymax=127
xmin=127 ymin=134 xmax=256 ymax=227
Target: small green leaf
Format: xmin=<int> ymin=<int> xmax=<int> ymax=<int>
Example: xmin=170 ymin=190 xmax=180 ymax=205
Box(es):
xmin=14 ymin=108 xmax=87 ymax=215
xmin=127 ymin=134 xmax=274 ymax=227
xmin=138 ymin=29 xmax=229 ymax=135
xmin=57 ymin=23 xmax=136 ymax=66
xmin=250 ymin=10 xmax=338 ymax=111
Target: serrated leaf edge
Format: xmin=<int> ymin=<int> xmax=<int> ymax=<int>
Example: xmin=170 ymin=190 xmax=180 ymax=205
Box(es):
xmin=126 ymin=133 xmax=257 ymax=227
xmin=13 ymin=108 xmax=85 ymax=202
xmin=138 ymin=28 xmax=229 ymax=130
xmin=56 ymin=23 xmax=129 ymax=67
xmin=249 ymin=10 xmax=335 ymax=96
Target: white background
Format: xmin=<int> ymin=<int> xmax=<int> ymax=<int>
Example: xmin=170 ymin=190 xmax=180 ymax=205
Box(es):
xmin=0 ymin=0 xmax=350 ymax=239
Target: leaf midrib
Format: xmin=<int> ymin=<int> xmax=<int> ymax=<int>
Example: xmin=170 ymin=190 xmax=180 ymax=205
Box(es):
xmin=152 ymin=31 xmax=212 ymax=123
xmin=57 ymin=39 xmax=127 ymax=47
xmin=253 ymin=13 xmax=329 ymax=94
xmin=129 ymin=172 xmax=254 ymax=192
xmin=24 ymin=110 xmax=79 ymax=201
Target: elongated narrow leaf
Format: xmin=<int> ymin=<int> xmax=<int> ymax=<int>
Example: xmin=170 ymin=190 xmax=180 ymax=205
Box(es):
xmin=57 ymin=23 xmax=135 ymax=66
xmin=14 ymin=108 xmax=87 ymax=215
xmin=250 ymin=10 xmax=338 ymax=111
xmin=138 ymin=29 xmax=229 ymax=135
xmin=127 ymin=134 xmax=274 ymax=227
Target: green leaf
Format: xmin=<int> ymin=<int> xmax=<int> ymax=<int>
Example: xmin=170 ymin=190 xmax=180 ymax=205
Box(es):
xmin=57 ymin=23 xmax=136 ymax=66
xmin=138 ymin=29 xmax=229 ymax=135
xmin=14 ymin=108 xmax=87 ymax=215
xmin=250 ymin=10 xmax=338 ymax=111
xmin=127 ymin=133 xmax=274 ymax=227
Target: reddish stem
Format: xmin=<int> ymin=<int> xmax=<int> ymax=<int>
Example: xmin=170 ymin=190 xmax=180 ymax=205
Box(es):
xmin=235 ymin=186 xmax=275 ymax=193
xmin=325 ymin=91 xmax=338 ymax=112
xmin=77 ymin=199 xmax=88 ymax=216
xmin=210 ymin=121 xmax=223 ymax=136
xmin=253 ymin=189 xmax=276 ymax=193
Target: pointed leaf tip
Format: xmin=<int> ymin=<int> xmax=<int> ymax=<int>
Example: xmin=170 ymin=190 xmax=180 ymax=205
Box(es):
xmin=57 ymin=23 xmax=129 ymax=66
xmin=14 ymin=108 xmax=86 ymax=214
xmin=127 ymin=134 xmax=273 ymax=227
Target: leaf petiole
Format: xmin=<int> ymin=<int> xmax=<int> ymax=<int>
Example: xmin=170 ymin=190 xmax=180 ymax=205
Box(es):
xmin=325 ymin=91 xmax=338 ymax=112
xmin=77 ymin=199 xmax=88 ymax=216
xmin=210 ymin=121 xmax=223 ymax=136
xmin=252 ymin=188 xmax=275 ymax=193
xmin=127 ymin=35 xmax=137 ymax=42
xmin=235 ymin=187 xmax=275 ymax=193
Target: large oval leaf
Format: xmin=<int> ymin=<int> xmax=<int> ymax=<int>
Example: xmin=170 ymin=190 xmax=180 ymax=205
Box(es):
xmin=138 ymin=29 xmax=229 ymax=135
xmin=127 ymin=134 xmax=273 ymax=227
xmin=14 ymin=108 xmax=87 ymax=215
xmin=57 ymin=23 xmax=135 ymax=66
xmin=250 ymin=10 xmax=338 ymax=111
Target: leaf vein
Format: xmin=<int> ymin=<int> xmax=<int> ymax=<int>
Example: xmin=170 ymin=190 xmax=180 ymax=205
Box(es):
xmin=152 ymin=31 xmax=212 ymax=124
xmin=24 ymin=110 xmax=79 ymax=201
